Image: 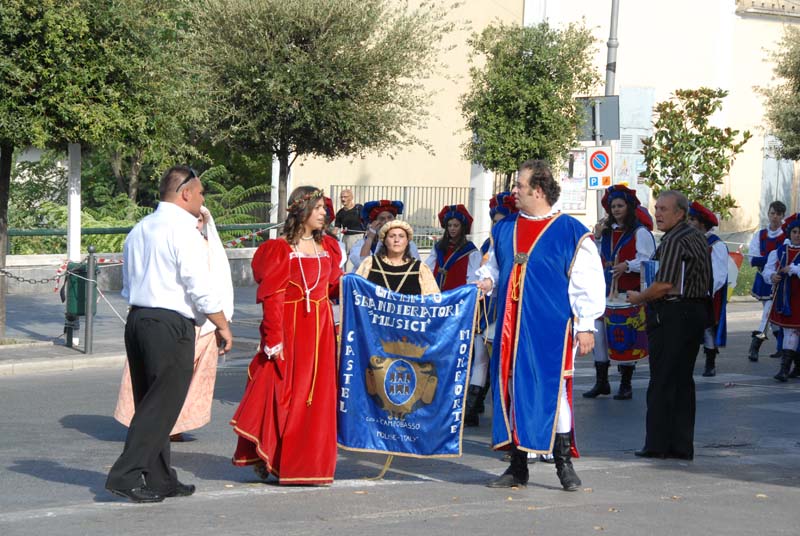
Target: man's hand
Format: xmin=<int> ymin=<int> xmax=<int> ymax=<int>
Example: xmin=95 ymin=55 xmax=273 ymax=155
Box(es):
xmin=611 ymin=261 xmax=628 ymax=276
xmin=626 ymin=290 xmax=642 ymax=305
xmin=215 ymin=326 xmax=233 ymax=354
xmin=772 ymin=273 xmax=783 ymax=284
xmin=476 ymin=278 xmax=493 ymax=295
xmin=576 ymin=331 xmax=595 ymax=356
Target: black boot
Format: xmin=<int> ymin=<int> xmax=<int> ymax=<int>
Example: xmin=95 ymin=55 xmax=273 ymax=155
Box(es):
xmin=788 ymin=354 xmax=800 ymax=379
xmin=770 ymin=330 xmax=783 ymax=358
xmin=464 ymin=384 xmax=482 ymax=427
xmin=613 ymin=365 xmax=634 ymax=400
xmin=774 ymin=350 xmax=795 ymax=382
xmin=702 ymin=348 xmax=717 ymax=377
xmin=748 ymin=331 xmax=765 ymax=362
xmin=475 ymin=384 xmax=490 ymax=414
xmin=553 ymin=433 xmax=581 ymax=491
xmin=582 ymin=362 xmax=611 ymax=398
xmin=487 ymin=446 xmax=529 ymax=488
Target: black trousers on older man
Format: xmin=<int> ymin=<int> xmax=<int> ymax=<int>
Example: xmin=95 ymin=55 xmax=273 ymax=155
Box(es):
xmin=106 ymin=307 xmax=195 ymax=494
xmin=642 ymin=300 xmax=707 ymax=459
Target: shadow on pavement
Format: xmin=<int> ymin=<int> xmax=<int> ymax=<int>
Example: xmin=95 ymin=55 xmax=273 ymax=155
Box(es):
xmin=60 ymin=414 xmax=127 ymax=442
xmin=8 ymin=459 xmax=113 ymax=502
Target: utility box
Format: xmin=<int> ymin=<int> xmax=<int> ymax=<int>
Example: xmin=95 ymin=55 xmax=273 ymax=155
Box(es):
xmin=65 ymin=262 xmax=98 ymax=316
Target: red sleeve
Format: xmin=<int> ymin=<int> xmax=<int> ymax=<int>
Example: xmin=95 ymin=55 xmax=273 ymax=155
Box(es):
xmin=323 ymin=235 xmax=343 ymax=299
xmin=252 ymin=239 xmax=290 ymax=351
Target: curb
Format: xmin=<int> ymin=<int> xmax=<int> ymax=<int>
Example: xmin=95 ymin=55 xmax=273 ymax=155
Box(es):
xmin=0 ymin=353 xmax=127 ymax=377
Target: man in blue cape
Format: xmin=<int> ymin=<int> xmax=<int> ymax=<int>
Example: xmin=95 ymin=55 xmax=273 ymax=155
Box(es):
xmin=477 ymin=160 xmax=605 ymax=490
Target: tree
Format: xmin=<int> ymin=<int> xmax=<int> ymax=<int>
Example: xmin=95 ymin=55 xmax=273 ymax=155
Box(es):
xmin=192 ymin=0 xmax=457 ymax=220
xmin=460 ymin=21 xmax=599 ymax=185
xmin=763 ymin=26 xmax=800 ymax=160
xmin=640 ymin=88 xmax=751 ymax=218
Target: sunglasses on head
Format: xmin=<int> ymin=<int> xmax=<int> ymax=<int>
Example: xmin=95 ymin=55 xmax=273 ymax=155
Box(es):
xmin=175 ymin=168 xmax=198 ymax=192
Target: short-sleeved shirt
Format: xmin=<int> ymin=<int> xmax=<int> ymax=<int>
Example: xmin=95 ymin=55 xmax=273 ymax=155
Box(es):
xmin=653 ymin=221 xmax=711 ymax=299
xmin=334 ymin=205 xmax=364 ymax=235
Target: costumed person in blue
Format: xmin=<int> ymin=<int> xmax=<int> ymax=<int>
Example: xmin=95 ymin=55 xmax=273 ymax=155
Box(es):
xmin=584 ymin=185 xmax=655 ymax=401
xmin=464 ymin=193 xmax=518 ymax=427
xmin=476 ymin=160 xmax=605 ymax=490
xmin=763 ymin=213 xmax=800 ymax=382
xmin=348 ymin=200 xmax=420 ymax=271
xmin=747 ymin=200 xmax=786 ymax=361
xmin=688 ymin=202 xmax=728 ymax=377
xmin=424 ymin=204 xmax=481 ymax=291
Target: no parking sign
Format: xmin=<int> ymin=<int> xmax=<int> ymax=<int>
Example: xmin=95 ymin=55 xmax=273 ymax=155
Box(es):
xmin=586 ymin=146 xmax=613 ymax=190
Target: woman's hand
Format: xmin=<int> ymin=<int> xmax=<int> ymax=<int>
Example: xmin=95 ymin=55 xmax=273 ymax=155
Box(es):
xmin=611 ymin=261 xmax=628 ymax=276
xmin=772 ymin=273 xmax=783 ymax=284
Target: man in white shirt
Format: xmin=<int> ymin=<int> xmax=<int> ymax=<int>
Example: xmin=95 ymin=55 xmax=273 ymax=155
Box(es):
xmin=476 ymin=160 xmax=605 ymax=491
xmin=106 ymin=166 xmax=233 ymax=503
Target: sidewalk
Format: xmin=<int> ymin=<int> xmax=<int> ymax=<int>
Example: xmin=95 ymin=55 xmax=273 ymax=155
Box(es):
xmin=0 ymin=287 xmax=263 ymax=376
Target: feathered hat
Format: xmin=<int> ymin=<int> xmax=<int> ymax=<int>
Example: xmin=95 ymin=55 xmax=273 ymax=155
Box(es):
xmin=323 ymin=196 xmax=335 ymax=223
xmin=361 ymin=200 xmax=404 ymax=224
xmin=688 ymin=201 xmax=718 ymax=228
xmin=782 ymin=212 xmax=800 ymax=234
xmin=601 ymin=185 xmax=640 ymax=213
xmin=489 ymin=191 xmax=518 ymax=220
xmin=635 ymin=206 xmax=654 ymax=231
xmin=438 ymin=204 xmax=473 ymax=234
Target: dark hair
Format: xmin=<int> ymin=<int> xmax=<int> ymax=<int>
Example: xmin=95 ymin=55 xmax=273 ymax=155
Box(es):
xmin=769 ymin=200 xmax=787 ymax=215
xmin=159 ymin=166 xmax=196 ymax=199
xmin=519 ymin=159 xmax=560 ymax=206
xmin=283 ymin=186 xmax=325 ymax=244
xmin=602 ymin=197 xmax=638 ymax=237
xmin=435 ymin=217 xmax=468 ymax=253
xmin=376 ymin=228 xmax=413 ymax=262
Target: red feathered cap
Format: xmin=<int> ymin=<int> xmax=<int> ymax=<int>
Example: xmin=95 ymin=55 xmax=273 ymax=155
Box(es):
xmin=489 ymin=192 xmax=518 ymax=219
xmin=323 ymin=196 xmax=335 ymax=223
xmin=601 ymin=185 xmax=640 ymax=213
xmin=782 ymin=212 xmax=800 ymax=234
xmin=689 ymin=201 xmax=718 ymax=228
xmin=635 ymin=206 xmax=654 ymax=231
xmin=438 ymin=204 xmax=473 ymax=233
xmin=361 ymin=200 xmax=404 ymax=224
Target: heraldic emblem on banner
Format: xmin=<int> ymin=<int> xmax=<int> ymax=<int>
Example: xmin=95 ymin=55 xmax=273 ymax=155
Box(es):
xmin=338 ymin=275 xmax=478 ymax=458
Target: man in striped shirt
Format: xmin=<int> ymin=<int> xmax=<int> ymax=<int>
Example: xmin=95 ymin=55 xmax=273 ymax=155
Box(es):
xmin=627 ymin=190 xmax=712 ymax=461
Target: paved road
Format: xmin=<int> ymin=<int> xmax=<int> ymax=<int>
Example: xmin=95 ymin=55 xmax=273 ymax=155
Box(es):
xmin=1 ymin=299 xmax=799 ymax=535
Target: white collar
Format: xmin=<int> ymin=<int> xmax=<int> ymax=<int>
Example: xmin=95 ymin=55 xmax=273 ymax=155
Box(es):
xmin=519 ymin=207 xmax=559 ymax=221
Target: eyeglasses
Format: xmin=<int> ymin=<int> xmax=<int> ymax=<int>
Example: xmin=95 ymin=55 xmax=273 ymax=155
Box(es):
xmin=175 ymin=168 xmax=198 ymax=192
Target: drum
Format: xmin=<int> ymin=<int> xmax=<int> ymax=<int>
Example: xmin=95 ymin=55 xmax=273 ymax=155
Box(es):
xmin=641 ymin=260 xmax=659 ymax=291
xmin=604 ymin=297 xmax=648 ymax=362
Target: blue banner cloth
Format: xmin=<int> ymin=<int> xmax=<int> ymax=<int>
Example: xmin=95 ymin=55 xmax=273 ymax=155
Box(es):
xmin=337 ymin=274 xmax=479 ymax=457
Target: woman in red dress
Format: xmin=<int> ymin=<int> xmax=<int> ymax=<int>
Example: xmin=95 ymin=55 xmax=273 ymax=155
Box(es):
xmin=231 ymin=186 xmax=342 ymax=485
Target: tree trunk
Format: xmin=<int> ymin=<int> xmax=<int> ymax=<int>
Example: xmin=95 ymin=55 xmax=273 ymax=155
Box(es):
xmin=277 ymin=151 xmax=290 ymax=223
xmin=505 ymin=172 xmax=513 ymax=191
xmin=111 ymin=151 xmax=126 ymax=194
xmin=0 ymin=142 xmax=14 ymax=339
xmin=127 ymin=149 xmax=143 ymax=210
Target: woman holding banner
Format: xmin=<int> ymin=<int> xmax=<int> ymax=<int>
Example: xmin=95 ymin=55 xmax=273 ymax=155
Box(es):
xmin=356 ymin=220 xmax=438 ymax=295
xmin=584 ymin=185 xmax=655 ymax=401
xmin=231 ymin=186 xmax=342 ymax=485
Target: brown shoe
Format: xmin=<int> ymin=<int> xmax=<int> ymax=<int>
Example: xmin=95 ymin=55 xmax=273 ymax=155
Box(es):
xmin=170 ymin=433 xmax=185 ymax=442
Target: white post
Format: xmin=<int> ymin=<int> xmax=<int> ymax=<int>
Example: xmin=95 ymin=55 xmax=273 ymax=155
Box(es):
xmin=269 ymin=157 xmax=280 ymax=239
xmin=67 ymin=143 xmax=81 ymax=262
xmin=470 ymin=163 xmax=494 ymax=249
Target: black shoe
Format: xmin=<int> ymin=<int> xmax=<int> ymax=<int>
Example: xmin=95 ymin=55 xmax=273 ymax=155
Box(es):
xmin=107 ymin=486 xmax=165 ymax=503
xmin=701 ymin=348 xmax=717 ymax=377
xmin=770 ymin=349 xmax=782 ymax=359
xmin=774 ymin=350 xmax=795 ymax=382
xmin=165 ymin=482 xmax=196 ymax=497
xmin=486 ymin=472 xmax=527 ymax=488
xmin=489 ymin=448 xmax=528 ymax=488
xmin=748 ymin=332 xmax=764 ymax=362
xmin=583 ymin=362 xmax=611 ymax=398
xmin=613 ymin=365 xmax=634 ymax=400
xmin=634 ymin=449 xmax=667 ymax=459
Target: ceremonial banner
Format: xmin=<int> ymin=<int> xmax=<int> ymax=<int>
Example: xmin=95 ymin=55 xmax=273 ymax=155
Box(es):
xmin=337 ymin=274 xmax=479 ymax=457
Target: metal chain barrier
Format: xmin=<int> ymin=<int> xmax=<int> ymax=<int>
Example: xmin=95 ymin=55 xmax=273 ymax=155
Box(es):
xmin=0 ymin=267 xmax=65 ymax=285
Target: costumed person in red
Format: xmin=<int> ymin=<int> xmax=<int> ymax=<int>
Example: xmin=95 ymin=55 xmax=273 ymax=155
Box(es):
xmin=476 ymin=160 xmax=605 ymax=490
xmin=584 ymin=185 xmax=655 ymax=400
xmin=688 ymin=202 xmax=729 ymax=377
xmin=747 ymin=200 xmax=786 ymax=361
xmin=424 ymin=204 xmax=481 ymax=291
xmin=763 ymin=213 xmax=800 ymax=382
xmin=465 ymin=193 xmax=518 ymax=427
xmin=348 ymin=200 xmax=420 ymax=271
xmin=231 ymin=186 xmax=342 ymax=485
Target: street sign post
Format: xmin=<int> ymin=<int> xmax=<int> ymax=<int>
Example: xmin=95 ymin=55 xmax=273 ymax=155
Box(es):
xmin=586 ymin=146 xmax=613 ymax=190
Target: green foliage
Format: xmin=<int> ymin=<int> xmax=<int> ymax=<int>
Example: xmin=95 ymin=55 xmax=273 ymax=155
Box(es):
xmin=762 ymin=26 xmax=800 ymax=160
xmin=192 ymin=0 xmax=458 ymax=217
xmin=641 ymin=88 xmax=751 ymax=218
xmin=460 ymin=21 xmax=599 ymax=176
xmin=200 ymin=166 xmax=271 ymax=246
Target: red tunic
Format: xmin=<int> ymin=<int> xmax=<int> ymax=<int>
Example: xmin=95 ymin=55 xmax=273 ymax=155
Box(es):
xmin=231 ymin=236 xmax=342 ymax=485
xmin=769 ymin=246 xmax=800 ymax=329
xmin=433 ymin=243 xmax=474 ymax=291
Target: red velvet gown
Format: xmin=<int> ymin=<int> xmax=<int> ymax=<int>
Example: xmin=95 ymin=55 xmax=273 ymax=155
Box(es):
xmin=231 ymin=236 xmax=342 ymax=485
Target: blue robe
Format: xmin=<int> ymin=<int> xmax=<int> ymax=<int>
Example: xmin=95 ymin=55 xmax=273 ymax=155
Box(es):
xmin=489 ymin=213 xmax=591 ymax=453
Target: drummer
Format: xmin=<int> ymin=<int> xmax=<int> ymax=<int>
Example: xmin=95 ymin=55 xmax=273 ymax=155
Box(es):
xmin=687 ymin=201 xmax=729 ymax=377
xmin=584 ymin=185 xmax=656 ymax=400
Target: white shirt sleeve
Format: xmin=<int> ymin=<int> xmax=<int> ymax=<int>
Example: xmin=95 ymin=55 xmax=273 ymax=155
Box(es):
xmin=626 ymin=227 xmax=656 ymax=273
xmin=569 ymin=237 xmax=607 ymax=332
xmin=175 ymin=227 xmax=223 ymax=316
xmin=338 ymin=240 xmax=347 ymax=270
xmin=710 ymin=240 xmax=729 ymax=293
xmin=748 ymin=231 xmax=761 ymax=261
xmin=424 ymin=249 xmax=437 ymax=272
xmin=762 ymin=249 xmax=779 ymax=283
xmin=348 ymin=238 xmax=366 ymax=273
xmin=466 ymin=248 xmax=483 ymax=284
xmin=121 ymin=237 xmax=131 ymax=302
xmin=475 ymin=248 xmax=499 ymax=294
xmin=410 ymin=241 xmax=421 ymax=260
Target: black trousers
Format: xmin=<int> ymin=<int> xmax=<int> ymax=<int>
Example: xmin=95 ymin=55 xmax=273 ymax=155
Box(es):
xmin=106 ymin=307 xmax=196 ymax=492
xmin=643 ymin=301 xmax=706 ymax=458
